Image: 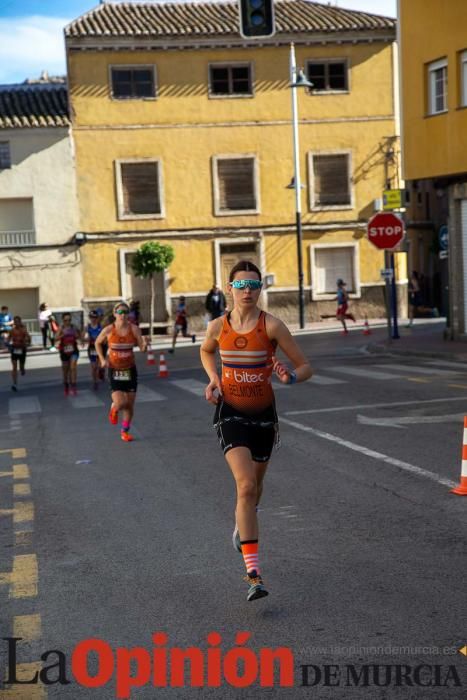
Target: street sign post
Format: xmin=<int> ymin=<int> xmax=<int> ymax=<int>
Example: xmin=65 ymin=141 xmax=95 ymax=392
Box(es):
xmin=368 ymin=213 xmax=405 ymax=341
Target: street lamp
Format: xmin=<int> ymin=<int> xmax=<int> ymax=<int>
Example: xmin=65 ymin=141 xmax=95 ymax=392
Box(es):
xmin=289 ymin=43 xmax=313 ymax=329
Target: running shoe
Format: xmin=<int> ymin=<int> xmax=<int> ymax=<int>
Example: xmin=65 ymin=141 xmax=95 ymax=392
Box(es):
xmin=20 ymin=368 xmax=25 ymax=376
xmin=108 ymin=407 xmax=118 ymax=425
xmin=71 ymin=386 xmax=78 ymax=396
xmin=11 ymin=384 xmax=17 ymax=392
xmin=192 ymin=334 xmax=196 ymax=343
xmin=244 ymin=570 xmax=268 ymax=601
xmin=121 ymin=431 xmax=134 ymax=442
xmin=49 ymin=346 xmax=58 ymax=352
xmin=64 ymin=386 xmax=69 ymax=397
xmin=232 ymin=523 xmax=242 ymax=553
xmin=168 ymin=348 xmax=174 ymax=354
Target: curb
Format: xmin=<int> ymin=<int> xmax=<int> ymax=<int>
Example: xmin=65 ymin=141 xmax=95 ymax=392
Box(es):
xmin=366 ymin=342 xmax=467 ymax=362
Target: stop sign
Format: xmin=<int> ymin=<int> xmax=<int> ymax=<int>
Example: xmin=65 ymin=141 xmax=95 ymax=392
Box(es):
xmin=367 ymin=212 xmax=405 ymax=250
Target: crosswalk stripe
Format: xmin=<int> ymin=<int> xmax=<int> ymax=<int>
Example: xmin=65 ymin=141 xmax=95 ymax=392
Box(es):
xmin=68 ymin=390 xmax=105 ymax=409
xmin=330 ymin=367 xmax=401 ymax=380
xmin=425 ymin=360 xmax=467 ymax=370
xmin=170 ymin=379 xmax=206 ymax=396
xmin=372 ymin=363 xmax=457 ymax=376
xmin=8 ymin=397 xmax=41 ymax=416
xmin=136 ymin=383 xmax=166 ymax=402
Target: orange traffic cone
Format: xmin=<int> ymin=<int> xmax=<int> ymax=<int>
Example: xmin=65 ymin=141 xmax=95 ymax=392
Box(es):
xmin=451 ymin=416 xmax=467 ymax=495
xmin=363 ymin=317 xmax=371 ymax=336
xmin=147 ymin=344 xmax=156 ymax=366
xmin=158 ymin=353 xmax=169 ymax=378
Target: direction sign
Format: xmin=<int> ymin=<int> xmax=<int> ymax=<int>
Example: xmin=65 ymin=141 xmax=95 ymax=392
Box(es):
xmin=383 ymin=189 xmax=405 ymax=211
xmin=367 ymin=212 xmax=405 ymax=250
xmin=439 ymin=224 xmax=448 ymax=251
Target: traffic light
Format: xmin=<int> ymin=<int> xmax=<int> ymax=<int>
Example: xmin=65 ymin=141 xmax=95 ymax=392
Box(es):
xmin=238 ymin=0 xmax=275 ymax=38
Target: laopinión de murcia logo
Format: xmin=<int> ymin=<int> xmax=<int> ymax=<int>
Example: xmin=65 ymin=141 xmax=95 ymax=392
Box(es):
xmin=1 ymin=634 xmax=463 ymax=698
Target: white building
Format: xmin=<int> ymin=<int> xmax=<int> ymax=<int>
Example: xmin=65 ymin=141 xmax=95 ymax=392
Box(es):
xmin=0 ymin=81 xmax=83 ymax=328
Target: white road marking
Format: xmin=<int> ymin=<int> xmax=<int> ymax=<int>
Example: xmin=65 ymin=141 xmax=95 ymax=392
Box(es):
xmin=310 ymin=374 xmax=347 ymax=385
xmin=331 ymin=367 xmax=403 ymax=380
xmin=372 ymin=363 xmax=457 ymax=376
xmin=170 ymin=379 xmax=206 ymax=397
xmin=68 ymin=390 xmax=105 ymax=409
xmin=9 ymin=397 xmax=41 ymax=415
xmin=357 ymin=413 xmax=465 ymax=428
xmin=285 ymin=395 xmax=467 ymax=416
xmin=281 ymin=417 xmax=457 ymax=489
xmin=136 ymin=384 xmax=167 ymax=402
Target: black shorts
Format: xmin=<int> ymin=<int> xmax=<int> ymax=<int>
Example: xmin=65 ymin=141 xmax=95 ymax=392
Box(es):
xmin=213 ymin=400 xmax=278 ymax=463
xmin=10 ymin=349 xmax=26 ymax=364
xmin=109 ymin=366 xmax=138 ymax=393
xmin=60 ymin=350 xmax=79 ymax=363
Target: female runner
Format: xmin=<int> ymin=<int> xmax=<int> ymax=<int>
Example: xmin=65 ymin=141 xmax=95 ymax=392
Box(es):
xmin=200 ymin=261 xmax=312 ymax=601
xmin=55 ymin=312 xmax=82 ymax=396
xmin=95 ymin=301 xmax=146 ymax=442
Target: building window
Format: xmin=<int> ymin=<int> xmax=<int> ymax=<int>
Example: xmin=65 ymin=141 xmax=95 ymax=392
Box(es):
xmin=427 ymin=58 xmax=447 ymax=115
xmin=307 ymin=60 xmax=348 ymax=92
xmin=213 ymin=156 xmax=259 ymax=215
xmin=111 ymin=67 xmax=156 ymax=99
xmin=313 ymin=245 xmax=356 ymax=295
xmin=309 ymin=153 xmax=351 ymax=209
xmin=116 ymin=160 xmax=163 ymax=220
xmin=460 ymin=50 xmax=467 ymax=107
xmin=209 ymin=64 xmax=252 ymax=96
xmin=0 ymin=142 xmax=11 ymax=169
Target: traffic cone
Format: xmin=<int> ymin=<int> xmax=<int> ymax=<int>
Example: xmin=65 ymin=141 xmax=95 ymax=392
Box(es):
xmin=158 ymin=353 xmax=169 ymax=378
xmin=451 ymin=416 xmax=467 ymax=495
xmin=363 ymin=317 xmax=371 ymax=336
xmin=146 ymin=344 xmax=156 ymax=366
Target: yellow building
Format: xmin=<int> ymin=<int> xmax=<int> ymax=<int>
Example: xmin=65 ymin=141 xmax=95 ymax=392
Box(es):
xmin=399 ymin=0 xmax=467 ymax=335
xmin=66 ymin=0 xmax=403 ymax=327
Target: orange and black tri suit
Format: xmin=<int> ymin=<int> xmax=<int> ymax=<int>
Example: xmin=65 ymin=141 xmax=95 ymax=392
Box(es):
xmin=214 ymin=311 xmax=279 ymax=463
xmin=107 ymin=324 xmax=138 ymax=393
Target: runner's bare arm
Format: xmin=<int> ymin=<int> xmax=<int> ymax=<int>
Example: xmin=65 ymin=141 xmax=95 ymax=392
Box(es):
xmin=200 ymin=318 xmax=223 ymax=404
xmin=265 ymin=314 xmax=312 ymax=384
xmin=132 ymin=325 xmax=147 ymax=352
xmin=95 ymin=326 xmax=111 ymax=367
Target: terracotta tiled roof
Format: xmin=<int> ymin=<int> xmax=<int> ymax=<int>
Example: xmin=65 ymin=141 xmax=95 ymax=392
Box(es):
xmin=65 ymin=0 xmax=395 ymax=39
xmin=0 ymin=84 xmax=70 ymax=129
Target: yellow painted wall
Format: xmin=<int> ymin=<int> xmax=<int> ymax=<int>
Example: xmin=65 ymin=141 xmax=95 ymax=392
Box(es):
xmin=69 ymin=40 xmax=398 ymax=297
xmin=400 ymin=0 xmax=467 ymax=179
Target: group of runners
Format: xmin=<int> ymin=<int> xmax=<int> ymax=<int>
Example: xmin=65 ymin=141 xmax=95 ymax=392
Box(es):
xmin=3 ymin=260 xmax=313 ymax=601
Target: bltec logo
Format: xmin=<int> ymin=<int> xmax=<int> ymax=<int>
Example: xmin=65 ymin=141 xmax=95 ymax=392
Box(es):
xmin=233 ymin=370 xmax=264 ymax=383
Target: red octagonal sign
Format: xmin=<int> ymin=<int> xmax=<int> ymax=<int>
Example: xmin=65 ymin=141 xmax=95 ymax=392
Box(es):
xmin=367 ymin=212 xmax=405 ymax=250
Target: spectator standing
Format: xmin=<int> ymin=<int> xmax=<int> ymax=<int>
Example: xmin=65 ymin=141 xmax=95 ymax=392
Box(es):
xmin=38 ymin=302 xmax=57 ymax=351
xmin=205 ymin=284 xmax=226 ymax=320
xmin=0 ymin=305 xmax=13 ymax=348
xmin=407 ymin=270 xmax=421 ymax=327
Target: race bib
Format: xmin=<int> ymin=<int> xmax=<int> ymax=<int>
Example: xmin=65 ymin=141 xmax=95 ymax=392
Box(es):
xmin=89 ymin=349 xmax=97 ymax=357
xmin=13 ymin=348 xmax=23 ymax=355
xmin=63 ymin=344 xmax=74 ymax=354
xmin=114 ymin=369 xmax=131 ymax=381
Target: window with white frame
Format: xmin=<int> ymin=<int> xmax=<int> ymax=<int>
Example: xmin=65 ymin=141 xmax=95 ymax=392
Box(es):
xmin=460 ymin=50 xmax=467 ymax=107
xmin=209 ymin=64 xmax=252 ymax=96
xmin=111 ymin=66 xmax=156 ymax=99
xmin=116 ymin=160 xmax=163 ymax=219
xmin=314 ymin=246 xmax=356 ymax=295
xmin=427 ymin=58 xmax=447 ymax=115
xmin=214 ymin=156 xmax=258 ymax=214
xmin=307 ymin=59 xmax=348 ymax=92
xmin=0 ymin=142 xmax=11 ymax=169
xmin=310 ymin=153 xmax=351 ymax=208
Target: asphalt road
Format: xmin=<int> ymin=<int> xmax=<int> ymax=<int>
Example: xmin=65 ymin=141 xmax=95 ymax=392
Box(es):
xmin=0 ymin=327 xmax=466 ymax=699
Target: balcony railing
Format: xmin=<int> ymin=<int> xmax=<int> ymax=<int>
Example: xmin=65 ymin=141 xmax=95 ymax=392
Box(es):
xmin=0 ymin=230 xmax=36 ymax=247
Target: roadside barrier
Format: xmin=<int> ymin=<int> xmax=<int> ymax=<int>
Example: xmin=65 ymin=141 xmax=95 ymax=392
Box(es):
xmin=451 ymin=416 xmax=467 ymax=495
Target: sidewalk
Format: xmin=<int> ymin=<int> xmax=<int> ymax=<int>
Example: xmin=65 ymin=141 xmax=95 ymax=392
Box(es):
xmin=366 ymin=318 xmax=467 ymax=362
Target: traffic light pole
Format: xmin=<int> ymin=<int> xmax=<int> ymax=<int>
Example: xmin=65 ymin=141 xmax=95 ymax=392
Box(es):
xmin=290 ymin=43 xmax=305 ymax=329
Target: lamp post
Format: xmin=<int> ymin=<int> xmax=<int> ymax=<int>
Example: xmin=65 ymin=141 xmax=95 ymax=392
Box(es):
xmin=289 ymin=43 xmax=313 ymax=329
